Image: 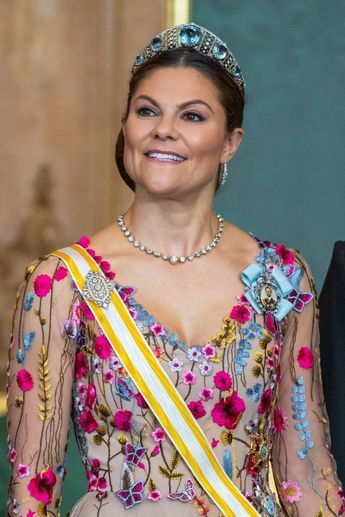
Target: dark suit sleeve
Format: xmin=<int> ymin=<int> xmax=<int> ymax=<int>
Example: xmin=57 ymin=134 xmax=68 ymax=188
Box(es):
xmin=319 ymin=241 xmax=345 ymax=486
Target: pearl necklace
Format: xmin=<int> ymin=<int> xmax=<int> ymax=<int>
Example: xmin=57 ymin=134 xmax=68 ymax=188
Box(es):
xmin=116 ymin=212 xmax=224 ymax=265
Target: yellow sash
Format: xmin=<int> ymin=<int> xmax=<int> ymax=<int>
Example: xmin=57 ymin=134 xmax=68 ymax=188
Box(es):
xmin=51 ymin=244 xmax=259 ymax=517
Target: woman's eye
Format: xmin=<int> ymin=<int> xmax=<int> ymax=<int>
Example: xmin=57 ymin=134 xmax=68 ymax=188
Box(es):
xmin=136 ymin=106 xmax=156 ymax=116
xmin=183 ymin=112 xmax=205 ymax=122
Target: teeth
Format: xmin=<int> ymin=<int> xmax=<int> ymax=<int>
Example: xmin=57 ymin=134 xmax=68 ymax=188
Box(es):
xmin=147 ymin=152 xmax=184 ymax=162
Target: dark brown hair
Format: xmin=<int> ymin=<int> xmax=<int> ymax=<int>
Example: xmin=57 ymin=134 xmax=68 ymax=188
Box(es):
xmin=115 ymin=48 xmax=245 ymax=192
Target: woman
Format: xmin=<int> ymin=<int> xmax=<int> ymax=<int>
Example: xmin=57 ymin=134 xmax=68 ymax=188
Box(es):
xmin=6 ymin=23 xmax=344 ymax=516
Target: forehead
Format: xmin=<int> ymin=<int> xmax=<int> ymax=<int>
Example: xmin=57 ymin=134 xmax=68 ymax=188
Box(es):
xmin=133 ymin=66 xmax=223 ymax=106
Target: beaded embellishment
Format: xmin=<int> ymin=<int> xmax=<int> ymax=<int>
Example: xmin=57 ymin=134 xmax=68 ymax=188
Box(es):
xmin=82 ymin=270 xmax=115 ymax=309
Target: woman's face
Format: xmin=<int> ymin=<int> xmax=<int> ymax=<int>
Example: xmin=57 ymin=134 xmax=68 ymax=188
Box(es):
xmin=122 ymin=66 xmax=243 ymax=198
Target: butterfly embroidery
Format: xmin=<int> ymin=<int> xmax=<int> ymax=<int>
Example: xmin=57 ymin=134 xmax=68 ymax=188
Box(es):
xmin=115 ymin=480 xmax=144 ymax=509
xmin=115 ymin=377 xmax=135 ymax=401
xmin=249 ymin=233 xmax=274 ymax=250
xmin=287 ymin=289 xmax=313 ymax=312
xmin=117 ymin=285 xmax=136 ymax=304
xmin=168 ymin=479 xmax=196 ymax=502
xmin=124 ymin=442 xmax=147 ymax=467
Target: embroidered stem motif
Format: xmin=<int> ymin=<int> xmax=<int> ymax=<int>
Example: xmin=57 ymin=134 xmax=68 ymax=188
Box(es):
xmin=38 ymin=344 xmax=53 ymax=421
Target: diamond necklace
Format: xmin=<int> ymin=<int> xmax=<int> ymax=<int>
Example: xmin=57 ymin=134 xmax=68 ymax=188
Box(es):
xmin=116 ymin=212 xmax=224 ymax=265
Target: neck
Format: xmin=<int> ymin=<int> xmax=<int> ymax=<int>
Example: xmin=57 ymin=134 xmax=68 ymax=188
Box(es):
xmin=123 ymin=198 xmax=219 ymax=258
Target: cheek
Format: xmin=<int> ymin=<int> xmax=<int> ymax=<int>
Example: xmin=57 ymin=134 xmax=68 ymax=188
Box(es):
xmin=188 ymin=127 xmax=225 ymax=159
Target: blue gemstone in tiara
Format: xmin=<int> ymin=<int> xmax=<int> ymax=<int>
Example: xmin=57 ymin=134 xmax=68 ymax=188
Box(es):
xmin=150 ymin=36 xmax=163 ymax=52
xmin=179 ymin=24 xmax=202 ymax=47
xmin=212 ymin=42 xmax=228 ymax=61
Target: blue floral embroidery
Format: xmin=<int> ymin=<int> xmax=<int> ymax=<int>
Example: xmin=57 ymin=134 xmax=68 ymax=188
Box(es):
xmin=235 ymin=323 xmax=262 ymax=375
xmin=264 ymin=495 xmax=277 ymax=516
xmin=223 ymin=447 xmax=233 ymax=479
xmin=23 ymin=292 xmax=34 ymax=312
xmin=246 ymin=383 xmax=263 ymax=402
xmin=16 ymin=350 xmax=25 ymax=364
xmin=291 ymin=376 xmax=314 ymax=459
xmin=23 ymin=331 xmax=35 ymax=351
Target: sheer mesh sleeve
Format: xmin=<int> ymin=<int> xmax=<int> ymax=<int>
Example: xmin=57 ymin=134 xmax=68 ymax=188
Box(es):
xmin=271 ymin=251 xmax=345 ymax=516
xmin=6 ymin=255 xmax=77 ymax=516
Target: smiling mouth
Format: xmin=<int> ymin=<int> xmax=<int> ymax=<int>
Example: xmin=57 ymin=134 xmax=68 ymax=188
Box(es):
xmin=145 ymin=151 xmax=186 ymax=163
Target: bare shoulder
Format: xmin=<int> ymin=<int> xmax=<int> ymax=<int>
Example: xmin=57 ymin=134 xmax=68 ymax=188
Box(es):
xmin=88 ymin=222 xmax=125 ymax=258
xmin=220 ymin=220 xmax=259 ymax=263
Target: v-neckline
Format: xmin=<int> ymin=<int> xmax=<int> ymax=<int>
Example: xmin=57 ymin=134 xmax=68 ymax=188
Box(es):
xmin=82 ymin=231 xmax=263 ymax=351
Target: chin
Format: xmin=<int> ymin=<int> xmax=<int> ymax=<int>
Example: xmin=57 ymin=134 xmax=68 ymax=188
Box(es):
xmin=136 ymin=173 xmax=183 ymax=196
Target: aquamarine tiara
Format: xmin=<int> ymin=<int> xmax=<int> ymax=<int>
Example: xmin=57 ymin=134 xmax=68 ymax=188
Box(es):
xmin=131 ymin=23 xmax=245 ymax=93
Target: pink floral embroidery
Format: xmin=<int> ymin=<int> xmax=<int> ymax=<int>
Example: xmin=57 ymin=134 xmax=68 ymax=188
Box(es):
xmin=236 ymin=293 xmax=249 ymax=305
xmin=150 ymin=323 xmax=165 ymax=336
xmin=152 ymin=427 xmax=166 ymax=442
xmin=114 ymin=410 xmax=132 ymax=432
xmin=151 ymin=445 xmax=160 ymax=457
xmin=135 ymin=392 xmax=149 ymax=409
xmin=16 ymin=369 xmax=34 ymax=391
xmin=230 ymin=305 xmax=250 ymax=324
xmin=187 ymin=400 xmax=206 ymax=419
xmin=80 ymin=409 xmax=98 ymax=433
xmin=182 ymin=371 xmax=197 ymax=385
xmin=33 ymin=274 xmax=52 ymax=298
xmin=100 ymin=260 xmax=111 ymax=272
xmin=202 ymin=344 xmax=216 ymax=359
xmin=129 ymin=308 xmax=137 ymax=319
xmin=148 ymin=489 xmax=163 ymax=501
xmin=214 ymin=371 xmax=232 ymax=391
xmin=103 ymin=370 xmax=115 ymax=383
xmin=79 ymin=301 xmax=95 ymax=320
xmin=27 ymin=466 xmax=57 ymax=504
xmin=78 ymin=236 xmax=90 ymax=248
xmin=154 ymin=347 xmax=164 ymax=360
xmin=258 ymin=389 xmax=272 ymax=414
xmin=85 ymin=383 xmax=97 ymax=409
xmin=97 ymin=477 xmax=108 ymax=491
xmin=199 ymin=387 xmax=213 ymax=401
xmin=211 ymin=438 xmax=219 ymax=448
xmin=17 ymin=463 xmax=30 ymax=478
xmin=75 ymin=351 xmax=88 ymax=379
xmin=54 ymin=266 xmax=68 ymax=281
xmin=272 ymin=407 xmax=288 ymax=433
xmin=297 ymin=346 xmax=314 ymax=369
xmin=9 ymin=448 xmax=16 ymax=463
xmin=211 ymin=391 xmax=245 ymax=430
xmin=275 ymin=244 xmax=294 ymax=265
xmin=94 ymin=335 xmax=112 ymax=359
xmin=280 ymin=480 xmax=302 ymax=503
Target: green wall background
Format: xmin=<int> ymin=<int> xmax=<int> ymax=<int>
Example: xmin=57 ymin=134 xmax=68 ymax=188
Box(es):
xmin=193 ymin=0 xmax=345 ymax=291
xmin=2 ymin=2 xmax=344 ymax=515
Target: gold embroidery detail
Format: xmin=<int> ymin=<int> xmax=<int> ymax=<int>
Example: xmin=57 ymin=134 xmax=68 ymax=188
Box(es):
xmin=254 ymin=352 xmax=264 ymax=363
xmin=38 ymin=345 xmax=53 ymax=421
xmin=252 ymin=365 xmax=261 ymax=378
xmin=220 ymin=430 xmax=233 ymax=446
xmin=117 ymin=434 xmax=128 ymax=444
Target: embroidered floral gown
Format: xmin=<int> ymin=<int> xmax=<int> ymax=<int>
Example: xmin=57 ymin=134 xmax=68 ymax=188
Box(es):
xmin=6 ymin=234 xmax=345 ymax=517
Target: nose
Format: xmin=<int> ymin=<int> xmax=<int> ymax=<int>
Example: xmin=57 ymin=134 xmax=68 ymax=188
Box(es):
xmin=153 ymin=113 xmax=178 ymax=140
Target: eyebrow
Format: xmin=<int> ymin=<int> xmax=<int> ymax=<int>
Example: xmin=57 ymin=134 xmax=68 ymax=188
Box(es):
xmin=134 ymin=94 xmax=214 ymax=113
